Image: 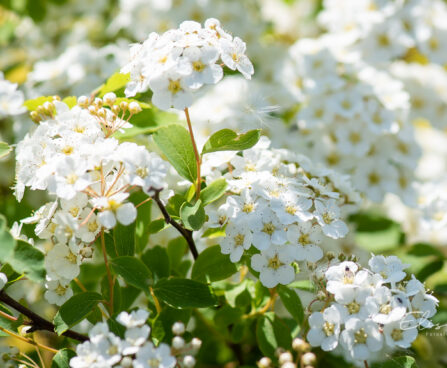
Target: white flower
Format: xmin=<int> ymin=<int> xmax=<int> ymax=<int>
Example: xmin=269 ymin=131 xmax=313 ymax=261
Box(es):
xmin=0 ymin=72 xmax=26 ymax=118
xmin=183 ymin=46 xmax=223 ymax=89
xmin=0 ymin=273 xmax=7 ymax=290
xmin=251 ymin=211 xmax=287 ymax=250
xmin=251 ymin=245 xmax=295 ymax=288
xmin=44 ymin=276 xmax=73 ymax=306
xmin=220 ymin=37 xmax=254 ymax=79
xmin=383 ymin=314 xmax=418 ymax=349
xmin=271 ymin=192 xmax=313 ymax=225
xmin=149 ymin=69 xmax=193 ymax=110
xmin=314 ymin=199 xmax=348 ymax=239
xmin=45 ymin=242 xmax=81 ymax=280
xmin=368 ymin=255 xmax=408 ymax=285
xmin=134 ymin=343 xmax=176 ymax=368
xmin=221 ymin=222 xmax=253 ymax=263
xmin=117 ymin=310 xmax=150 ymax=328
xmin=307 ymin=305 xmax=343 ymax=351
xmin=286 ymin=223 xmax=323 ymax=263
xmin=91 ymin=192 xmax=137 ymax=229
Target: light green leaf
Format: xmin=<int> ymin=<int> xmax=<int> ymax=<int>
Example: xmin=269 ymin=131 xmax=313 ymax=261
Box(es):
xmin=200 ymin=178 xmax=227 ymax=206
xmin=51 ymin=349 xmax=76 ymax=368
xmin=0 ymin=215 xmax=15 ymax=261
xmin=153 ymin=124 xmax=197 ymax=183
xmin=201 ymin=129 xmax=261 ymax=155
xmin=0 ymin=142 xmax=12 ymax=159
xmin=62 ymin=96 xmax=77 ymax=108
xmin=191 ymin=245 xmax=237 ymax=282
xmin=153 ymin=278 xmax=217 ymax=309
xmin=23 ymin=96 xmax=54 ymax=111
xmin=417 ymin=260 xmax=444 ymax=282
xmin=278 ymin=285 xmax=304 ymax=325
xmin=110 ymin=256 xmax=153 ymax=292
xmin=288 ymin=280 xmax=315 ymax=292
xmin=373 ymin=356 xmax=418 ymax=368
xmin=180 ymin=200 xmax=205 ymax=231
xmin=9 ymin=240 xmax=45 ymax=282
xmin=256 ymin=313 xmax=292 ymax=359
xmin=53 ymin=292 xmax=103 ymax=335
xmin=98 ymin=72 xmax=130 ymax=97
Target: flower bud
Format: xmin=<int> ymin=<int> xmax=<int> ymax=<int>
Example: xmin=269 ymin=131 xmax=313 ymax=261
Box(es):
xmin=77 ymin=96 xmax=89 ymax=108
xmin=80 ymin=247 xmax=93 ymax=259
xmin=172 ymin=336 xmax=185 ymax=349
xmin=183 ymin=355 xmax=195 ymax=368
xmin=129 ymin=101 xmax=142 ymax=114
xmin=317 ymin=290 xmax=326 ymax=300
xmin=94 ymin=98 xmax=103 ymax=107
xmin=103 ymin=92 xmax=117 ymax=106
xmin=326 ymin=251 xmax=335 ymax=261
xmin=338 ymin=253 xmax=346 ymax=261
xmin=301 ymin=352 xmax=316 ymax=366
xmin=279 ymin=352 xmax=293 ymax=364
xmin=112 ymin=105 xmax=120 ymax=115
xmin=52 ymin=95 xmax=61 ymax=101
xmin=292 ymin=338 xmax=308 ymax=353
xmin=0 ymin=273 xmax=8 ymax=290
xmin=120 ymin=101 xmax=128 ymax=111
xmin=121 ymin=357 xmax=133 ymax=368
xmin=281 ymin=362 xmax=296 ymax=368
xmin=257 ymin=357 xmax=271 ymax=368
xmin=172 ymin=321 xmax=185 ymax=335
xmin=191 ymin=337 xmax=202 ymax=351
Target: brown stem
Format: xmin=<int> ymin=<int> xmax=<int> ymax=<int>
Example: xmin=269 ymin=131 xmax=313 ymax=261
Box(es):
xmin=184 ymin=108 xmax=202 ymax=201
xmin=0 ymin=291 xmax=88 ymax=342
xmin=100 ymin=229 xmax=114 ymax=315
xmin=364 ymin=361 xmax=369 ymax=368
xmin=151 ymin=188 xmax=198 ymax=260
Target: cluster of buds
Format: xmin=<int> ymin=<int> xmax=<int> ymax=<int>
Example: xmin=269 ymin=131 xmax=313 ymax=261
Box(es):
xmin=257 ymin=338 xmax=316 ymax=368
xmin=30 ymin=95 xmax=60 ymax=123
xmin=171 ymin=322 xmax=202 ymax=368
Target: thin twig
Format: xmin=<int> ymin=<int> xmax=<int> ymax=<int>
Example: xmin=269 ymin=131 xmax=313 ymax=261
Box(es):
xmin=0 ymin=326 xmax=58 ymax=354
xmin=0 ymin=290 xmax=88 ymax=342
xmin=151 ymin=188 xmax=198 ymax=260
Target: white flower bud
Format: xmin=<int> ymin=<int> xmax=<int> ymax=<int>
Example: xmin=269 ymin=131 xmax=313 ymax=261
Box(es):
xmin=77 ymin=96 xmax=89 ymax=107
xmin=279 ymin=352 xmax=293 ymax=364
xmin=183 ymin=355 xmax=196 ymax=368
xmin=292 ymin=338 xmax=309 ymax=353
xmin=0 ymin=273 xmax=8 ymax=290
xmin=191 ymin=337 xmax=202 ymax=351
xmin=120 ymin=101 xmax=128 ymax=111
xmin=129 ymin=101 xmax=142 ymax=114
xmin=112 ymin=105 xmax=120 ymax=115
xmin=94 ymin=98 xmax=103 ymax=107
xmin=301 ymin=352 xmax=316 ymax=366
xmin=172 ymin=321 xmax=185 ymax=335
xmin=80 ymin=247 xmax=93 ymax=259
xmin=258 ymin=357 xmax=272 ymax=368
xmin=281 ymin=362 xmax=296 ymax=368
xmin=120 ymin=357 xmax=133 ymax=368
xmin=103 ymin=92 xmax=117 ymax=106
xmin=172 ymin=336 xmax=185 ymax=349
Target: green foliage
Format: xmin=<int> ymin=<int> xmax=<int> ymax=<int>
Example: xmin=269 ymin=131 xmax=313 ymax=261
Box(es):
xmin=153 ymin=124 xmax=198 ymax=183
xmin=0 ymin=304 xmax=23 ymax=336
xmin=180 ymin=200 xmax=206 ymax=231
xmin=200 ymin=178 xmax=228 ymax=206
xmin=372 ymin=356 xmax=418 ymax=368
xmin=278 ymin=285 xmax=304 ymax=325
xmin=53 ymin=292 xmax=103 ymax=334
xmin=98 ymin=72 xmax=130 ymax=97
xmin=153 ymin=278 xmax=217 ymax=308
xmin=0 ymin=142 xmax=12 ymax=159
xmin=114 ymin=221 xmax=136 ymax=256
xmin=256 ymin=312 xmax=292 ymax=359
xmin=201 ymin=129 xmax=261 ymax=155
xmin=142 ymin=246 xmax=170 ymax=281
xmin=23 ymin=96 xmax=54 ymax=111
xmin=130 ymin=191 xmax=152 ymax=253
xmin=191 ymin=245 xmax=237 ymax=282
xmin=51 ymin=349 xmax=76 ymax=368
xmin=110 ymin=256 xmax=153 ymax=293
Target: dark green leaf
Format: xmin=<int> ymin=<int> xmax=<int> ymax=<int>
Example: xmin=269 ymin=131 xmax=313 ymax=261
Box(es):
xmin=201 ymin=129 xmax=261 ymax=155
xmin=9 ymin=240 xmax=45 ymax=282
xmin=148 ymin=218 xmax=169 ymax=234
xmin=278 ymin=286 xmax=304 ymax=325
xmin=51 ymin=349 xmax=76 ymax=368
xmin=153 ymin=278 xmax=217 ymax=308
xmin=167 ymin=237 xmax=187 ymax=273
xmin=200 ymin=178 xmax=227 ymax=206
xmin=166 ymin=194 xmax=186 ymax=217
xmin=256 ymin=313 xmax=292 ymax=359
xmin=372 ymin=355 xmax=418 ymax=368
xmin=53 ymin=292 xmax=103 ymax=334
xmin=142 ymin=246 xmax=170 ymax=281
xmin=0 ymin=216 xmax=15 ymax=262
xmin=408 ymin=243 xmax=444 ymax=258
xmin=180 ymin=200 xmax=205 ymax=231
xmin=153 ymin=124 xmax=197 ymax=183
xmin=417 ymin=260 xmax=444 ymax=282
xmin=101 ymin=276 xmax=122 ymax=313
xmin=191 ymin=245 xmax=237 ymax=282
xmin=110 ymin=256 xmax=153 ymax=292
xmin=130 ymin=191 xmax=152 ymax=253
xmin=114 ymin=221 xmax=135 ymax=256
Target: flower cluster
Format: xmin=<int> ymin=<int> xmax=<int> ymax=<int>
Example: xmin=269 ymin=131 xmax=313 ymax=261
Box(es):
xmin=71 ymin=310 xmax=201 ymax=368
xmin=16 ymin=94 xmax=168 ymax=305
xmin=307 ymin=255 xmax=438 ymax=364
xmin=206 ymin=138 xmax=358 ymax=288
xmin=281 ymin=36 xmax=420 ymax=204
xmin=121 ymin=18 xmax=254 ymax=110
xmin=0 ymin=72 xmax=26 ymax=119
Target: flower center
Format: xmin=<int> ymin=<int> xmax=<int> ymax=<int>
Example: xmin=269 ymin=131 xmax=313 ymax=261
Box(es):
xmin=354 ymin=328 xmax=368 ymax=344
xmin=268 ymin=254 xmax=282 ymax=270
xmin=262 ymin=223 xmax=275 ymax=235
xmin=55 ymin=284 xmax=67 ymax=296
xmin=347 ymin=301 xmax=361 ymax=314
xmin=368 ymin=172 xmax=381 ymax=185
xmin=65 ymin=251 xmax=77 ymax=264
xmin=168 ymin=79 xmax=182 ymax=94
xmin=234 ymin=234 xmax=245 ymax=246
xmin=88 ymin=221 xmax=98 ymax=232
xmin=136 ymin=167 xmax=149 ymax=178
xmin=379 ymin=304 xmax=392 ymax=315
xmin=148 ymin=358 xmax=160 ymax=367
xmin=391 ymin=328 xmax=403 ymax=341
xmin=298 ymin=233 xmax=310 ymax=245
xmin=66 ymin=173 xmax=78 ymax=185
xmin=69 ymin=207 xmax=80 ymax=217
xmin=62 ymin=146 xmax=74 ymax=155
xmin=323 ymin=321 xmax=335 ymax=336
xmin=286 ymin=205 xmax=296 ymax=215
xmin=193 ymin=60 xmax=206 ymax=72
xmin=242 ymin=203 xmax=254 ymax=213
xmin=322 ymin=212 xmax=333 ymax=224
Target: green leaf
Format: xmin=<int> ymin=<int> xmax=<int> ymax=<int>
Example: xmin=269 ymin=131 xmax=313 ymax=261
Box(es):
xmin=191 ymin=245 xmax=237 ymax=282
xmin=51 ymin=349 xmax=76 ymax=368
xmin=62 ymin=96 xmax=77 ymax=108
xmin=148 ymin=218 xmax=170 ymax=234
xmin=110 ymin=256 xmax=153 ymax=292
xmin=200 ymin=178 xmax=227 ymax=206
xmin=23 ymin=96 xmax=54 ymax=111
xmin=166 ymin=194 xmax=186 ymax=217
xmin=288 ymin=280 xmax=315 ymax=292
xmin=130 ymin=191 xmax=152 ymax=253
xmin=0 ymin=142 xmax=12 ymax=159
xmin=0 ymin=304 xmax=22 ymax=336
xmin=180 ymin=200 xmax=205 ymax=231
xmin=113 ymin=221 xmax=136 ymax=256
xmin=202 ymin=226 xmax=226 ymax=239
xmin=167 ymin=237 xmax=187 ymax=273
xmin=417 ymin=260 xmax=444 ymax=282
xmin=153 ymin=278 xmax=217 ymax=308
xmin=153 ymin=124 xmax=197 ymax=183
xmin=99 ymin=72 xmax=130 ymax=97
xmin=9 ymin=240 xmax=45 ymax=282
xmin=142 ymin=246 xmax=170 ymax=281
xmin=278 ymin=286 xmax=304 ymax=325
xmin=201 ymin=129 xmax=261 ymax=155
xmin=53 ymin=292 xmax=103 ymax=334
xmin=0 ymin=215 xmax=15 ymax=262
xmin=408 ymin=243 xmax=444 ymax=258
xmin=101 ymin=276 xmax=122 ymax=313
xmin=256 ymin=313 xmax=292 ymax=359
xmin=372 ymin=356 xmax=418 ymax=368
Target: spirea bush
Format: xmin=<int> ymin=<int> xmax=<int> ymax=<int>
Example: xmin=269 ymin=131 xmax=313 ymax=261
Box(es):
xmin=1 ymin=2 xmax=447 ymax=368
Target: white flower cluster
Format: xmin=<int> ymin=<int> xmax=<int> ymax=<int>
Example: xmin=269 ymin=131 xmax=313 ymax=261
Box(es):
xmin=121 ymin=18 xmax=254 ymax=110
xmin=307 ymin=255 xmax=438 ymax=364
xmin=16 ymin=94 xmax=168 ymax=305
xmin=71 ymin=310 xmax=201 ymax=368
xmin=207 ymin=138 xmax=358 ymax=288
xmin=0 ymin=72 xmax=26 ymax=118
xmin=281 ymin=37 xmax=419 ymax=204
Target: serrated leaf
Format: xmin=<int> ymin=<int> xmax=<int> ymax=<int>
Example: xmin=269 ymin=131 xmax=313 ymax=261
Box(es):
xmin=110 ymin=256 xmax=153 ymax=292
xmin=99 ymin=72 xmax=130 ymax=97
xmin=191 ymin=245 xmax=237 ymax=282
xmin=53 ymin=292 xmax=103 ymax=334
xmin=278 ymin=285 xmax=304 ymax=325
xmin=180 ymin=200 xmax=205 ymax=231
xmin=200 ymin=178 xmax=227 ymax=206
xmin=153 ymin=124 xmax=197 ymax=183
xmin=0 ymin=142 xmax=12 ymax=159
xmin=201 ymin=129 xmax=261 ymax=155
xmin=153 ymin=278 xmax=217 ymax=308
xmin=51 ymin=349 xmax=76 ymax=368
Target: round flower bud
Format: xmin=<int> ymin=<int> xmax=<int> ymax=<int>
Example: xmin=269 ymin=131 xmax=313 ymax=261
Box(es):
xmin=80 ymin=247 xmax=93 ymax=259
xmin=183 ymin=355 xmax=196 ymax=368
xmin=172 ymin=336 xmax=185 ymax=350
xmin=94 ymin=98 xmax=103 ymax=107
xmin=52 ymin=95 xmax=61 ymax=101
xmin=120 ymin=101 xmax=128 ymax=111
xmin=30 ymin=111 xmax=40 ymax=123
xmin=301 ymin=352 xmax=316 ymax=366
xmin=103 ymin=92 xmax=117 ymax=106
xmin=258 ymin=357 xmax=272 ymax=368
xmin=279 ymin=352 xmax=293 ymax=364
xmin=281 ymin=362 xmax=296 ymax=368
xmin=121 ymin=357 xmax=133 ymax=368
xmin=77 ymin=96 xmax=89 ymax=107
xmin=191 ymin=337 xmax=202 ymax=351
xmin=317 ymin=290 xmax=327 ymax=301
xmin=112 ymin=105 xmax=120 ymax=115
xmin=88 ymin=105 xmax=97 ymax=114
xmin=43 ymin=101 xmax=54 ymax=114
xmin=129 ymin=101 xmax=142 ymax=114
xmin=0 ymin=273 xmax=7 ymax=290
xmin=338 ymin=253 xmax=346 ymax=261
xmin=97 ymin=108 xmax=106 ymax=118
xmin=292 ymin=338 xmax=308 ymax=353
xmin=172 ymin=321 xmax=185 ymax=335
xmin=326 ymin=251 xmax=335 ymax=261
